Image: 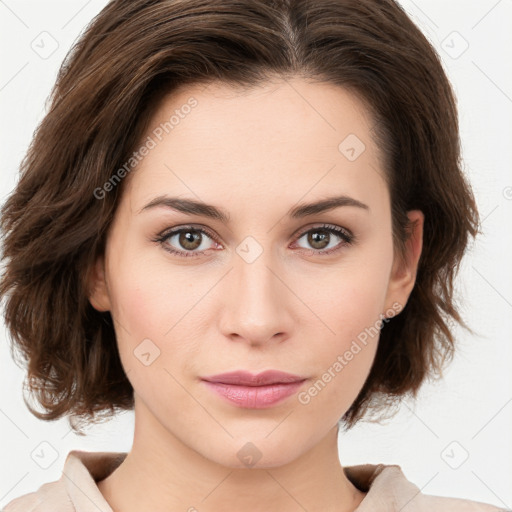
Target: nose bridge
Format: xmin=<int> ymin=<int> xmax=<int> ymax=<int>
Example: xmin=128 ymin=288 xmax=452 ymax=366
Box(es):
xmin=237 ymin=245 xmax=276 ymax=299
xmin=220 ymin=236 xmax=291 ymax=343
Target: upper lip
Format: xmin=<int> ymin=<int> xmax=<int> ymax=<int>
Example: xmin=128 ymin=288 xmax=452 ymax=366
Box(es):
xmin=201 ymin=370 xmax=306 ymax=386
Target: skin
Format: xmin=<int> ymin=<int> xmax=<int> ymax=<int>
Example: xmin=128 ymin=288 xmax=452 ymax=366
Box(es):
xmin=89 ymin=77 xmax=423 ymax=512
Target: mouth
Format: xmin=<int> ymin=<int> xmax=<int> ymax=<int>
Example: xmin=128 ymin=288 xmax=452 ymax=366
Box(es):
xmin=201 ymin=370 xmax=307 ymax=409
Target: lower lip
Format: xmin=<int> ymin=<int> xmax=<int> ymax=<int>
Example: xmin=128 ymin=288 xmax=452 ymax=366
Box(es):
xmin=202 ymin=380 xmax=306 ymax=409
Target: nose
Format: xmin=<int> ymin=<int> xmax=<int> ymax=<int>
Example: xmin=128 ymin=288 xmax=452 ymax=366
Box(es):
xmin=218 ymin=248 xmax=294 ymax=347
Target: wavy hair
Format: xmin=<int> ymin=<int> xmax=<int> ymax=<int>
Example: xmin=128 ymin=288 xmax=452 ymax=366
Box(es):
xmin=0 ymin=0 xmax=478 ymax=433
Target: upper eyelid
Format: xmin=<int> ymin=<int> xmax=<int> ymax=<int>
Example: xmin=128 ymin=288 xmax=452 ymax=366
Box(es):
xmin=295 ymin=224 xmax=352 ymax=238
xmin=159 ymin=224 xmax=219 ymax=242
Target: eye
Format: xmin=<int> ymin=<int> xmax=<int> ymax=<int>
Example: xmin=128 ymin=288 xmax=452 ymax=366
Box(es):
xmin=153 ymin=223 xmax=354 ymax=258
xmin=154 ymin=226 xmax=220 ymax=258
xmin=292 ymin=224 xmax=354 ymax=256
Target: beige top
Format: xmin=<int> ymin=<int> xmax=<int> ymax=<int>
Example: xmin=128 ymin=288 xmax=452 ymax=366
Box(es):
xmin=2 ymin=450 xmax=506 ymax=512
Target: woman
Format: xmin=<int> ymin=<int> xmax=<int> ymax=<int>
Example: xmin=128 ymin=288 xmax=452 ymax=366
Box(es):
xmin=0 ymin=0 xmax=506 ymax=510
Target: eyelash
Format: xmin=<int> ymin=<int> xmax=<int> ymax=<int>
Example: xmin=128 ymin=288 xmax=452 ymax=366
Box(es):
xmin=153 ymin=224 xmax=354 ymax=258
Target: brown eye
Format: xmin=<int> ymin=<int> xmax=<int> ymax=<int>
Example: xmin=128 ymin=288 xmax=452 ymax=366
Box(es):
xmin=177 ymin=230 xmax=203 ymax=250
xmin=156 ymin=226 xmax=219 ymax=257
xmin=307 ymin=230 xmax=330 ymax=250
xmin=294 ymin=225 xmax=353 ymax=255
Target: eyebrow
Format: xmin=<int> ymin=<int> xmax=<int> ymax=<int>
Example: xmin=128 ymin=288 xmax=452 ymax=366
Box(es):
xmin=139 ymin=194 xmax=369 ymax=222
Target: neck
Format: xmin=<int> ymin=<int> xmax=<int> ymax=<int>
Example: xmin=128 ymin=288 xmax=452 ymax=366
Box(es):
xmin=98 ymin=399 xmax=365 ymax=512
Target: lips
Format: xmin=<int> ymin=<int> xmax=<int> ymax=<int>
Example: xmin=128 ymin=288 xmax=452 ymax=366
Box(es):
xmin=201 ymin=370 xmax=307 ymax=409
xmin=201 ymin=370 xmax=305 ymax=386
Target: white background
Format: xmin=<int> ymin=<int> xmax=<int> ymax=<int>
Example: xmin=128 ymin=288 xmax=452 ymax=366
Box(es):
xmin=1 ymin=0 xmax=511 ymax=508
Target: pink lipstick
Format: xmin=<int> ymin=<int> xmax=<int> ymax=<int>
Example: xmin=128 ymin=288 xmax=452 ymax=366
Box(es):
xmin=201 ymin=370 xmax=306 ymax=409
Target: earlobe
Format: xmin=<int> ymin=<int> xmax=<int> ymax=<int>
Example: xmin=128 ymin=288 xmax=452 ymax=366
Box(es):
xmin=384 ymin=210 xmax=424 ymax=313
xmin=87 ymin=255 xmax=111 ymax=312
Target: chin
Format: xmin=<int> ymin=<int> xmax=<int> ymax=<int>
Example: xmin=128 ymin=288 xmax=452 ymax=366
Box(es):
xmin=198 ymin=434 xmax=307 ymax=470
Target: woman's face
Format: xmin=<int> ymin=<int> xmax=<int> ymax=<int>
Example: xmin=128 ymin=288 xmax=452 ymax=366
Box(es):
xmin=89 ymin=78 xmax=422 ymax=468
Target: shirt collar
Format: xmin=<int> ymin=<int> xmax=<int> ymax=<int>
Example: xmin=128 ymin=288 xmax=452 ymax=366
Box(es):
xmin=62 ymin=450 xmax=422 ymax=512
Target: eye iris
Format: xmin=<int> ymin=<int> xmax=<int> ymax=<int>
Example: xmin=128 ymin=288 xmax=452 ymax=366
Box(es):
xmin=179 ymin=230 xmax=202 ymax=250
xmin=308 ymin=230 xmax=329 ymax=249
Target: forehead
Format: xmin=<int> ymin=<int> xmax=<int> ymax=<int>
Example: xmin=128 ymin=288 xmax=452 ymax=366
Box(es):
xmin=148 ymin=78 xmax=377 ymax=153
xmin=123 ymin=78 xmax=388 ymax=216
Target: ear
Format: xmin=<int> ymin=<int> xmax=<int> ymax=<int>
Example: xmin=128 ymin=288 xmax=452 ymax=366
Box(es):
xmin=86 ymin=254 xmax=111 ymax=312
xmin=384 ymin=210 xmax=424 ymax=314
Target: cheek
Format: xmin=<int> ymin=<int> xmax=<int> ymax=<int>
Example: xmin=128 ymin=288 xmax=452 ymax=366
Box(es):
xmin=110 ymin=272 xmax=170 ymax=338
xmin=301 ymin=247 xmax=393 ymax=343
xmin=105 ymin=228 xmax=194 ymax=339
xmin=297 ymin=289 xmax=382 ymax=420
xmin=105 ymin=249 xmax=212 ymax=381
xmin=103 ymin=251 xmax=178 ymax=368
xmin=294 ymin=246 xmax=393 ymax=406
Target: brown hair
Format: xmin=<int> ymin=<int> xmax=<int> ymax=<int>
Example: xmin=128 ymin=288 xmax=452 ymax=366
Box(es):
xmin=0 ymin=0 xmax=478 ymax=434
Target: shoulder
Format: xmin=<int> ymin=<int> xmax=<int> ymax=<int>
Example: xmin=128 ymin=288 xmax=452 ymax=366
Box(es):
xmin=419 ymin=493 xmax=509 ymax=511
xmin=345 ymin=463 xmax=507 ymax=512
xmin=2 ymin=450 xmax=125 ymax=512
xmin=2 ymin=479 xmax=73 ymax=512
